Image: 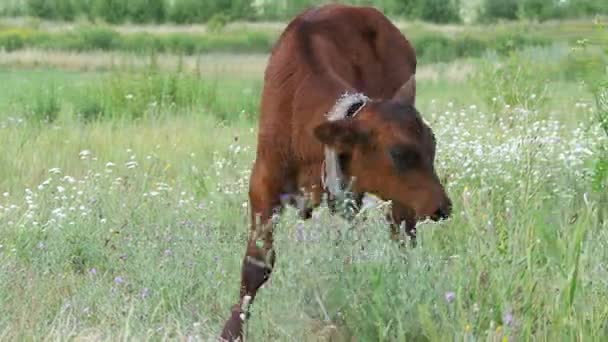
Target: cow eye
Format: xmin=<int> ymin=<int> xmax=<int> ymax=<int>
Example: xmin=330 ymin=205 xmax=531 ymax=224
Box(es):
xmin=389 ymin=145 xmax=420 ymax=172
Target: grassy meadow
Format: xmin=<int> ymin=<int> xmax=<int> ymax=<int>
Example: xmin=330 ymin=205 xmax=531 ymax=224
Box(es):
xmin=1 ymin=16 xmax=608 ymax=342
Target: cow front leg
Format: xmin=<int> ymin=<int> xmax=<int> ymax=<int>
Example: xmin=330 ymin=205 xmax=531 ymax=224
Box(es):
xmin=220 ymin=163 xmax=283 ymax=341
xmin=220 ymin=222 xmax=276 ymax=341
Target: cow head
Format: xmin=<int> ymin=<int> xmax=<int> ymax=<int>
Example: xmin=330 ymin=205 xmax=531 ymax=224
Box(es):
xmin=314 ymin=75 xmax=451 ymax=234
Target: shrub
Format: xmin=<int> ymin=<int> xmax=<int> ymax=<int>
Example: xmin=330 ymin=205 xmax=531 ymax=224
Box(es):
xmin=168 ymin=0 xmax=211 ymax=24
xmin=92 ymin=0 xmax=128 ymax=24
xmin=0 ymin=28 xmax=32 ymax=52
xmin=0 ymin=0 xmax=27 ymax=16
xmin=126 ymin=0 xmax=166 ymax=24
xmin=414 ymin=0 xmax=461 ymax=24
xmin=55 ymin=0 xmax=76 ymax=21
xmin=207 ymin=13 xmax=229 ymax=33
xmin=78 ymin=27 xmax=119 ymax=50
xmin=26 ymin=0 xmax=55 ymax=19
xmin=478 ymin=0 xmax=518 ymax=22
xmin=518 ymin=0 xmax=567 ymax=21
xmin=26 ymin=85 xmax=61 ymax=124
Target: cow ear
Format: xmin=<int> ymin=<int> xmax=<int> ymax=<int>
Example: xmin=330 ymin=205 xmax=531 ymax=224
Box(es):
xmin=314 ymin=120 xmax=369 ymax=150
xmin=393 ymin=75 xmax=416 ymax=106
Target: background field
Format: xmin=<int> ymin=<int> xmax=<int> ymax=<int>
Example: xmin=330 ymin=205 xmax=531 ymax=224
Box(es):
xmin=1 ymin=0 xmax=608 ymax=341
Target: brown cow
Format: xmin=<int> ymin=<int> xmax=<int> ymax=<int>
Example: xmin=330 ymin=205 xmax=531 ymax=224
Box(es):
xmin=220 ymin=4 xmax=451 ymax=340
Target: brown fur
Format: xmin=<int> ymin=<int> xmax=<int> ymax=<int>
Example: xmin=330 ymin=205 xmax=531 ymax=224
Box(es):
xmin=220 ymin=4 xmax=451 ymax=340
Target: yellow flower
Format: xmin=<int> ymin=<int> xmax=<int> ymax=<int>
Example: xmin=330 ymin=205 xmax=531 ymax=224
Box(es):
xmin=464 ymin=324 xmax=471 ymax=333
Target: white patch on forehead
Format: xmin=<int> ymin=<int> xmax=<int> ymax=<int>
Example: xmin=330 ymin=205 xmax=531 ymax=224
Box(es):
xmin=326 ymin=92 xmax=369 ymax=121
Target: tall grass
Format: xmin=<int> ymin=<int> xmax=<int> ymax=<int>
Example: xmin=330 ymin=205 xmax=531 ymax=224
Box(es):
xmin=0 ymin=48 xmax=607 ymax=340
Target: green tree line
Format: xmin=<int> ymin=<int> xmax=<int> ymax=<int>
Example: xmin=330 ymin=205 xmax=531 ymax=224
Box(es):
xmin=0 ymin=0 xmax=606 ymax=24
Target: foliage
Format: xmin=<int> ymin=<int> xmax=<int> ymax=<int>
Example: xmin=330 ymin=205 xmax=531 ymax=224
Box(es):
xmin=478 ymin=0 xmax=519 ymax=22
xmin=126 ymin=0 xmax=166 ymax=24
xmin=91 ymin=0 xmax=128 ymax=24
xmin=5 ymin=0 xmax=608 ymax=25
xmin=24 ymin=84 xmax=61 ymax=124
xmin=471 ymin=51 xmax=550 ymax=113
xmin=413 ymin=0 xmax=461 ymax=23
xmin=0 ymin=64 xmax=606 ymax=340
xmin=1 ymin=25 xmax=559 ymax=65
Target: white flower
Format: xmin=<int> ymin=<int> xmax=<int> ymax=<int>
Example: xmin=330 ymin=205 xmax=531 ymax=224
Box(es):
xmin=57 ymin=186 xmax=65 ymax=193
xmin=49 ymin=167 xmax=62 ymax=174
xmin=79 ymin=150 xmax=92 ymax=159
xmin=125 ymin=161 xmax=139 ymax=169
xmin=63 ymin=176 xmax=76 ymax=184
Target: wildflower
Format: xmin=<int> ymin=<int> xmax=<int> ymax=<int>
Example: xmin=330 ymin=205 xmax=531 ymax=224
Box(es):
xmin=89 ymin=268 xmax=97 ymax=276
xmin=2 ymin=192 xmax=8 ymax=197
xmin=125 ymin=161 xmax=138 ymax=169
xmin=79 ymin=150 xmax=92 ymax=159
xmin=49 ymin=167 xmax=62 ymax=174
xmin=503 ymin=311 xmax=514 ymax=326
xmin=57 ymin=186 xmax=65 ymax=193
xmin=114 ymin=276 xmax=125 ymax=285
xmin=63 ymin=176 xmax=76 ymax=184
xmin=163 ymin=249 xmax=173 ymax=257
xmin=444 ymin=291 xmax=456 ymax=303
xmin=140 ymin=287 xmax=151 ymax=299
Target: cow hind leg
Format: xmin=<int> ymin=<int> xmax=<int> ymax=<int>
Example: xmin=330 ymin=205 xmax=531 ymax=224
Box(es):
xmin=220 ymin=161 xmax=287 ymax=341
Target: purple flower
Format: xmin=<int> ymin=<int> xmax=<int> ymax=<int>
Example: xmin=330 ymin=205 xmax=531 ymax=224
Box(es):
xmin=88 ymin=268 xmax=97 ymax=276
xmin=444 ymin=291 xmax=456 ymax=303
xmin=114 ymin=276 xmax=125 ymax=285
xmin=503 ymin=311 xmax=514 ymax=326
xmin=163 ymin=249 xmax=173 ymax=257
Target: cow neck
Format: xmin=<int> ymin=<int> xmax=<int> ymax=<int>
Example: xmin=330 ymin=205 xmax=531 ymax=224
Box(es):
xmin=322 ymin=92 xmax=369 ymax=200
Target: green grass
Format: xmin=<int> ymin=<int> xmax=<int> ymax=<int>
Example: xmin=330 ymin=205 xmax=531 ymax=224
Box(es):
xmin=1 ymin=17 xmax=606 ymax=64
xmin=0 ymin=48 xmax=607 ymax=341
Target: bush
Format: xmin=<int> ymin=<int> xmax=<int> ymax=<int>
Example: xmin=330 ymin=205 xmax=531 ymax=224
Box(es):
xmin=0 ymin=28 xmax=32 ymax=51
xmin=92 ymin=0 xmax=128 ymax=24
xmin=169 ymin=0 xmax=211 ymax=24
xmin=26 ymin=0 xmax=55 ymax=19
xmin=55 ymin=0 xmax=76 ymax=21
xmin=518 ymin=0 xmax=567 ymax=21
xmin=26 ymin=85 xmax=61 ymax=124
xmin=78 ymin=27 xmax=119 ymax=50
xmin=478 ymin=0 xmax=518 ymax=22
xmin=127 ymin=0 xmax=166 ymax=24
xmin=414 ymin=0 xmax=461 ymax=24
